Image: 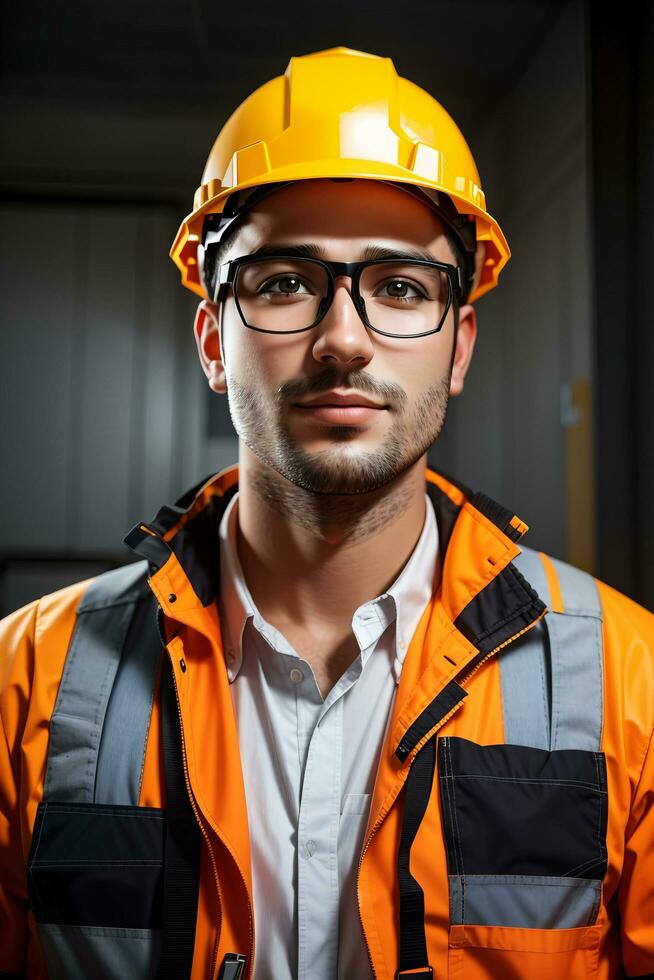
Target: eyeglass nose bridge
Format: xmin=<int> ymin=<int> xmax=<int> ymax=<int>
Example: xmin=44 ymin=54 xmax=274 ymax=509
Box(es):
xmin=318 ymin=266 xmax=368 ymax=327
xmin=321 ymin=260 xmax=376 ymax=319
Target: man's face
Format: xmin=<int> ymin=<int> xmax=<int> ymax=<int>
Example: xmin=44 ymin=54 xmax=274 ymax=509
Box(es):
xmin=196 ymin=178 xmax=476 ymax=495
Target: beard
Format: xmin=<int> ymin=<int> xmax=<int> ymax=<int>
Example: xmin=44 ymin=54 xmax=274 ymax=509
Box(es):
xmin=224 ymin=373 xmax=451 ymax=497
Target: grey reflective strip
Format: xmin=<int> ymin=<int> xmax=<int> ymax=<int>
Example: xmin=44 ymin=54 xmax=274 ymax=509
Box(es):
xmin=37 ymin=923 xmax=162 ymax=980
xmin=499 ymin=546 xmax=551 ymax=749
xmin=547 ymin=558 xmax=603 ymax=751
xmin=448 ymin=874 xmax=601 ymax=928
xmin=497 ymin=619 xmax=551 ymax=749
xmin=95 ymin=593 xmax=163 ymax=805
xmin=43 ymin=561 xmax=151 ymax=803
xmin=550 ymin=555 xmax=603 ymax=617
xmin=501 ymin=547 xmax=604 ymax=753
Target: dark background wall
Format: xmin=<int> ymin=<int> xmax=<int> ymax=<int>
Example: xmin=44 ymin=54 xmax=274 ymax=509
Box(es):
xmin=1 ymin=0 xmax=652 ymax=614
xmin=588 ymin=3 xmax=654 ymax=609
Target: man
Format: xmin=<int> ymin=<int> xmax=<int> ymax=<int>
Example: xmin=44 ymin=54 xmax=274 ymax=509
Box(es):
xmin=1 ymin=45 xmax=653 ymax=980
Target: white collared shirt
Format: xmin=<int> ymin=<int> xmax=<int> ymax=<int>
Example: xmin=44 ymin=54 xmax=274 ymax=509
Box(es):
xmin=217 ymin=491 xmax=440 ymax=980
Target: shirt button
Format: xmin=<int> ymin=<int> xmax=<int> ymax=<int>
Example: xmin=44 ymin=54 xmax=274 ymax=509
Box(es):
xmin=304 ymin=839 xmax=316 ymax=858
xmin=289 ymin=667 xmax=304 ymax=684
xmin=399 ymin=640 xmax=406 ymax=650
xmin=227 ymin=649 xmax=236 ymax=663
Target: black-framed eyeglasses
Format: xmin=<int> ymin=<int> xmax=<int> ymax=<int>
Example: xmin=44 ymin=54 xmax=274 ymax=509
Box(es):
xmin=214 ymin=254 xmax=464 ymax=339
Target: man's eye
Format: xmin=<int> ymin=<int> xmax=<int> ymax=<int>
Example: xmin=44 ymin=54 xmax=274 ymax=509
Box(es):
xmin=373 ymin=279 xmax=427 ymax=301
xmin=261 ymin=277 xmax=313 ymax=295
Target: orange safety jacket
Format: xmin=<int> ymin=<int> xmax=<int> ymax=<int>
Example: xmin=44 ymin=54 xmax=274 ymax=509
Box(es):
xmin=1 ymin=463 xmax=654 ymax=980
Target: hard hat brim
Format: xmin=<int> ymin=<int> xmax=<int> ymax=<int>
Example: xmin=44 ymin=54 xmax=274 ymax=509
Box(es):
xmin=171 ymin=163 xmax=510 ymax=305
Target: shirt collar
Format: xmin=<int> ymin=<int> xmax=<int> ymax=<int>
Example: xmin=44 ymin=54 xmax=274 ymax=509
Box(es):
xmin=218 ymin=491 xmax=440 ymax=685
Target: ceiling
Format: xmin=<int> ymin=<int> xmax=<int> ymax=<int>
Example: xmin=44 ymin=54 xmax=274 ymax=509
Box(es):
xmin=2 ymin=0 xmax=567 ymax=134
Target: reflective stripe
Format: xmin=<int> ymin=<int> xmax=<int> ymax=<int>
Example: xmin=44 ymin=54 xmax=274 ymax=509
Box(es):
xmin=500 ymin=547 xmax=552 ymax=749
xmin=96 ymin=592 xmax=162 ymax=805
xmin=547 ymin=556 xmax=603 ymax=751
xmin=448 ymin=874 xmax=601 ymax=929
xmin=550 ymin=554 xmax=603 ymax=616
xmin=37 ymin=924 xmax=163 ymax=980
xmin=501 ymin=546 xmax=604 ymax=753
xmin=497 ymin=618 xmax=551 ymax=749
xmin=43 ymin=561 xmax=153 ymax=804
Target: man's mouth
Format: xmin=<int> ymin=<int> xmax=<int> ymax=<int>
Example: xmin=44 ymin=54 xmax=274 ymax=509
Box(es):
xmin=293 ymin=403 xmax=387 ymax=425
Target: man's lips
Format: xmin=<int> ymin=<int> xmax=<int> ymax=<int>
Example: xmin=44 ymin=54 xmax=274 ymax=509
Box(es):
xmin=293 ymin=403 xmax=387 ymax=425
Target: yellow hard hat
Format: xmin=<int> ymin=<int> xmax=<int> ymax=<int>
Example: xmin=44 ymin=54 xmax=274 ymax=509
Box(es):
xmin=170 ymin=46 xmax=510 ymax=304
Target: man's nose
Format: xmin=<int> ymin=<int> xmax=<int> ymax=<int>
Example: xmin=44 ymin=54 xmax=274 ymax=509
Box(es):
xmin=311 ymin=274 xmax=376 ymax=365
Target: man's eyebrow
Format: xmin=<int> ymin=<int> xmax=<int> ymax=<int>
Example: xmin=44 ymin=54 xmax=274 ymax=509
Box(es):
xmin=247 ymin=242 xmax=441 ymax=263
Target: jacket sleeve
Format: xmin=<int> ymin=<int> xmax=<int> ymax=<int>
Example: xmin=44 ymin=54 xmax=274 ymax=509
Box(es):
xmin=0 ymin=598 xmax=40 ymax=976
xmin=619 ymin=715 xmax=654 ymax=977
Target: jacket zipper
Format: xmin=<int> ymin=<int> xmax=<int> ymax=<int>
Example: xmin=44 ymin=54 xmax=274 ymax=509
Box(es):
xmin=355 ymin=606 xmax=546 ymax=977
xmin=157 ymin=606 xmax=255 ymax=980
xmin=457 ymin=608 xmax=546 ymax=688
xmin=356 ymin=780 xmax=406 ymax=978
xmin=157 ymin=607 xmax=223 ymax=980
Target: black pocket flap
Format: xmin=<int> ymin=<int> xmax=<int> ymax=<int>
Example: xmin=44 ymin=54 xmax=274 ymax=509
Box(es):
xmin=438 ymin=736 xmax=608 ymax=880
xmin=27 ymin=801 xmax=165 ymax=929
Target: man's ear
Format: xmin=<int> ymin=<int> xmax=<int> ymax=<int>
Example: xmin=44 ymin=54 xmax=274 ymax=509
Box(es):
xmin=193 ymin=300 xmax=226 ymax=394
xmin=449 ymin=303 xmax=477 ymax=397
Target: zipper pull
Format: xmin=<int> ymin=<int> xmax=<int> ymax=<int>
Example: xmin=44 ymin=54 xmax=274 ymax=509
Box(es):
xmin=218 ymin=952 xmax=247 ymax=980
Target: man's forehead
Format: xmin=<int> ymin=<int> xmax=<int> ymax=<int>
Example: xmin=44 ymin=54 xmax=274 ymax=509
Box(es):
xmin=237 ymin=240 xmax=449 ymax=265
xmin=229 ymin=225 xmax=454 ymax=268
xmin=228 ymin=178 xmax=450 ymax=254
xmin=228 ymin=233 xmax=457 ymax=270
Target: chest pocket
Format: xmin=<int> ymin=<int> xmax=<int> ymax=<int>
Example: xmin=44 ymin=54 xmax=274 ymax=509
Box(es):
xmin=28 ymin=801 xmax=165 ymax=980
xmin=439 ymin=547 xmax=607 ymax=978
xmin=439 ymin=735 xmax=606 ymax=977
xmin=440 ymin=736 xmax=606 ymax=928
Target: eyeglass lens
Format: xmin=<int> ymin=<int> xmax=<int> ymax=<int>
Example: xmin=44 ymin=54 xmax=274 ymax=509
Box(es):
xmin=233 ymin=258 xmax=450 ymax=335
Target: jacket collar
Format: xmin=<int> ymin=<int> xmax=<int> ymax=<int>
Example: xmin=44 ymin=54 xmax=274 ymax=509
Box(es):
xmin=124 ymin=461 xmax=546 ymax=760
xmin=125 ymin=462 xmax=528 ymax=603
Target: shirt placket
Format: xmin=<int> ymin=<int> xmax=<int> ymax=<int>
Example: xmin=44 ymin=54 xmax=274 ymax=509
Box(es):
xmin=291 ymin=606 xmax=391 ymax=978
xmin=296 ymin=685 xmax=342 ymax=979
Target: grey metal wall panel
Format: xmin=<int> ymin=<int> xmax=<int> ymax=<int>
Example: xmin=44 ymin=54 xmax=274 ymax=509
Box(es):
xmin=74 ymin=208 xmax=139 ymax=551
xmin=452 ymin=1 xmax=591 ymax=560
xmin=0 ymin=206 xmax=77 ymax=550
xmin=138 ymin=211 xmax=180 ymax=517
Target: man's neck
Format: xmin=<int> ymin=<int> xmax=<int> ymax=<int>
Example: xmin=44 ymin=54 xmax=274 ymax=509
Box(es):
xmin=234 ymin=448 xmax=429 ymax=645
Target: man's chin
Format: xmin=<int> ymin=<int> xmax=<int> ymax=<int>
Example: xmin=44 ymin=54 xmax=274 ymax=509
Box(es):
xmin=277 ymin=462 xmax=403 ymax=497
